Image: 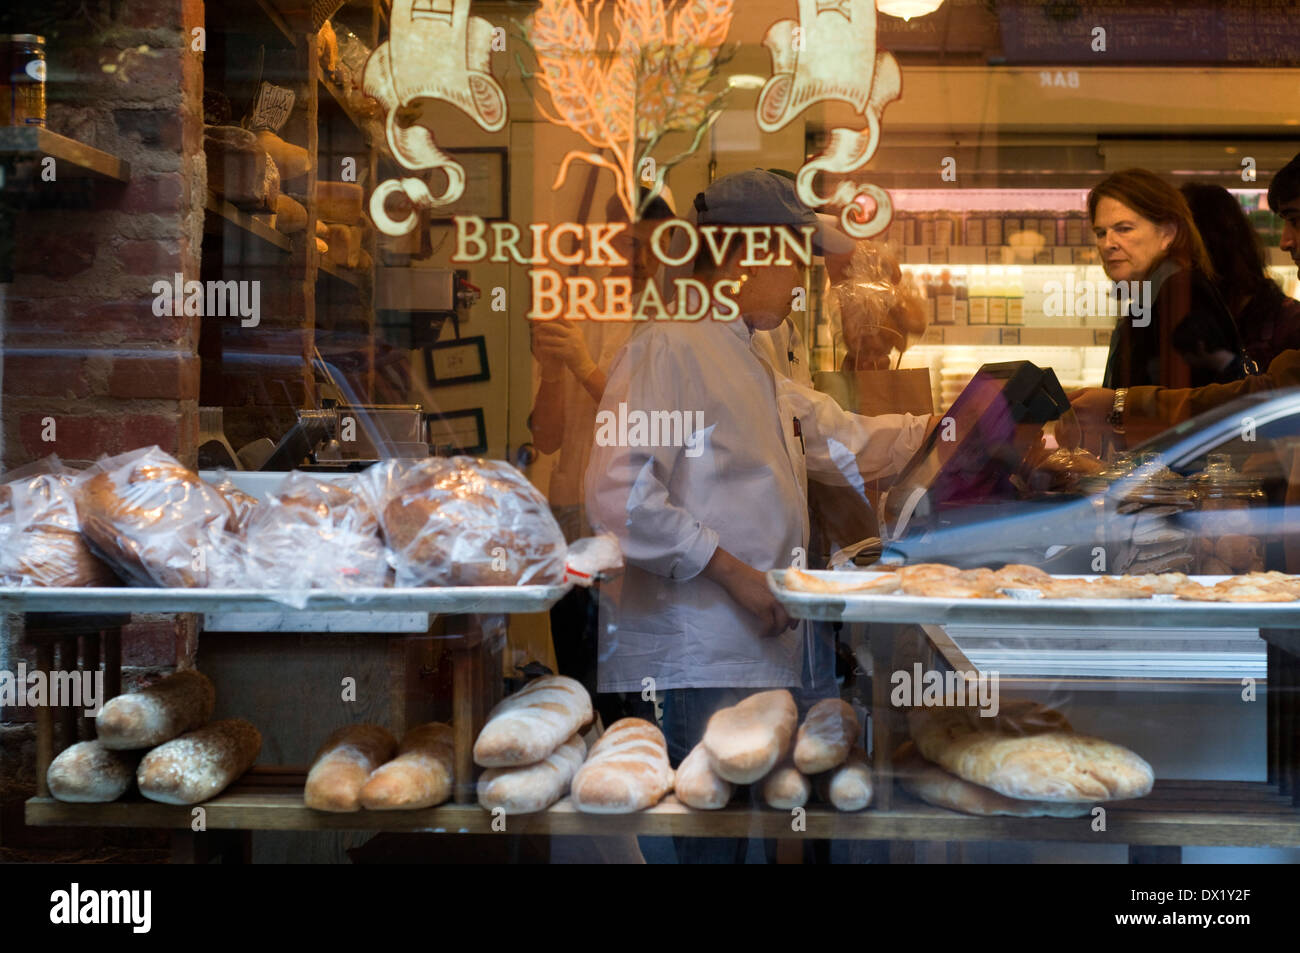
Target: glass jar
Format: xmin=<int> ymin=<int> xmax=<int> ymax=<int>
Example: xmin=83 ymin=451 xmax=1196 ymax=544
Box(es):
xmin=1190 ymin=453 xmax=1266 ymax=575
xmin=1090 ymin=453 xmax=1197 ymax=575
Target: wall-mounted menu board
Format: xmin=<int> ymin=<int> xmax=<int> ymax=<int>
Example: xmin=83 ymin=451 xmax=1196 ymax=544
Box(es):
xmin=997 ymin=0 xmax=1300 ymax=66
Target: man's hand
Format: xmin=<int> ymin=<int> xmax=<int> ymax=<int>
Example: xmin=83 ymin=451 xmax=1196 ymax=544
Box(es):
xmin=703 ymin=548 xmax=795 ymax=639
xmin=1067 ymin=387 xmax=1116 ymax=455
xmin=531 ymin=318 xmax=595 ymax=380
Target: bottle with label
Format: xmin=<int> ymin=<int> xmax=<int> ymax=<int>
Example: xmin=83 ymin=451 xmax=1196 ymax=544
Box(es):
xmin=935 ymin=269 xmax=955 ymax=325
xmin=919 ymin=269 xmax=937 ymax=324
xmin=953 ymin=271 xmax=969 ymax=325
xmin=1006 ymin=266 xmax=1025 ymax=325
xmin=984 ymin=215 xmax=1001 ymax=248
xmin=987 ymin=266 xmax=1008 ymax=325
xmin=968 ymin=266 xmax=989 ymax=325
xmin=964 ymin=213 xmax=984 ymax=247
xmin=920 ymin=212 xmax=937 ymax=247
xmin=935 ymin=213 xmax=954 ymax=247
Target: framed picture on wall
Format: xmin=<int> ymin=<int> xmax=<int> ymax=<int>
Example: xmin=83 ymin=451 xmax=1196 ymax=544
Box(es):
xmin=426 ymin=408 xmax=488 ymax=455
xmin=424 ymin=335 xmax=489 ymax=387
xmin=428 ymin=148 xmax=509 ymax=222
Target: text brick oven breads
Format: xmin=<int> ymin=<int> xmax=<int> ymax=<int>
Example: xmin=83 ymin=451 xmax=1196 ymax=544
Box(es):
xmin=370 ymin=456 xmax=567 ymax=587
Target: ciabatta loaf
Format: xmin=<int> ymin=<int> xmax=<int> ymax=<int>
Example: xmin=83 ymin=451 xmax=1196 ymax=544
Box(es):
xmin=478 ymin=733 xmax=586 ymax=815
xmin=359 ymin=723 xmax=453 ymax=810
xmin=571 ymin=718 xmax=673 ymax=814
xmin=761 ymin=759 xmax=810 ymax=810
xmin=818 ymin=746 xmax=874 ymax=812
xmin=473 ymin=675 xmax=592 ymax=768
xmin=137 ymin=719 xmax=261 ymax=805
xmin=908 ymin=704 xmax=1153 ymax=802
xmin=673 ymin=742 xmax=732 ymax=810
xmin=305 ymin=724 xmax=397 ymax=812
xmin=47 ymin=741 xmax=138 ymax=803
xmin=702 ymin=689 xmax=797 ymax=784
xmin=96 ymin=669 xmax=215 ymax=750
xmin=793 ymin=698 xmax=859 ymax=774
xmin=894 ymin=742 xmax=1090 ymax=817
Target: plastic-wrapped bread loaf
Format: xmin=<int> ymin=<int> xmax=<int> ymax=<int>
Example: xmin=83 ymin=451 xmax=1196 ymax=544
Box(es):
xmin=359 ymin=723 xmax=454 ymax=810
xmin=47 ymin=741 xmax=139 ymax=803
xmin=672 ymin=742 xmax=732 ymax=810
xmin=761 ymin=758 xmax=810 ymax=810
xmin=793 ymin=698 xmax=859 ymax=774
xmin=702 ymin=689 xmax=798 ymax=784
xmin=369 ymin=457 xmax=568 ymax=587
xmin=0 ymin=461 xmax=115 ymax=588
xmin=96 ymin=670 xmax=215 ymax=750
xmin=137 ymin=719 xmax=262 ymax=805
xmin=473 ymin=675 xmax=592 ymax=767
xmin=478 ymin=733 xmax=586 ymax=815
xmin=819 ymin=746 xmax=874 ymax=812
xmin=571 ymin=718 xmax=673 ymax=814
xmin=305 ymin=724 xmax=397 ymax=812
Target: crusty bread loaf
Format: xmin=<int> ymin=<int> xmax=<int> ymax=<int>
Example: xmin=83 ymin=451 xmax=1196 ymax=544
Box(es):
xmin=571 ymin=718 xmax=673 ymax=814
xmin=47 ymin=741 xmax=138 ymax=803
xmin=672 ymin=742 xmax=733 ymax=810
xmin=908 ymin=704 xmax=1154 ymax=802
xmin=478 ymin=732 xmax=586 ymax=815
xmin=316 ymin=181 xmax=363 ymax=224
xmin=137 ymin=719 xmax=261 ymax=805
xmin=358 ymin=723 xmax=454 ymax=810
xmin=255 ymin=129 xmax=310 ymax=181
xmin=761 ymin=759 xmax=810 ymax=810
xmin=473 ymin=675 xmax=592 ymax=768
xmin=894 ymin=741 xmax=1090 ymax=817
xmin=305 ymin=724 xmax=397 ymax=812
xmin=819 ymin=746 xmax=874 ymax=812
xmin=274 ymin=193 xmax=308 ymax=234
xmin=96 ymin=670 xmax=215 ymax=750
xmin=793 ymin=698 xmax=859 ymax=774
xmin=703 ymin=689 xmax=798 ymax=784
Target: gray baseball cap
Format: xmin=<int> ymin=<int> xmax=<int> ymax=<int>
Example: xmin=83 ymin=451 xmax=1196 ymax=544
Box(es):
xmin=693 ymin=168 xmax=855 ymax=256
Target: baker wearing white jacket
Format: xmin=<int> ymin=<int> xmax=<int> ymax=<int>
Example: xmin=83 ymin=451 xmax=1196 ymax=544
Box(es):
xmin=585 ymin=170 xmax=932 ymax=708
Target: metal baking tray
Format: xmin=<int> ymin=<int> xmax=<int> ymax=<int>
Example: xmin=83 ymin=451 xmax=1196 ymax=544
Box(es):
xmin=0 ymin=584 xmax=572 ymax=617
xmin=767 ymin=570 xmax=1300 ymax=628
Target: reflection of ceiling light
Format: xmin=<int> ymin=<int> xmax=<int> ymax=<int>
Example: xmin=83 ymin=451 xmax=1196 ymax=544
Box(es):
xmin=727 ymin=74 xmax=766 ymax=90
xmin=876 ymin=0 xmax=947 ymax=21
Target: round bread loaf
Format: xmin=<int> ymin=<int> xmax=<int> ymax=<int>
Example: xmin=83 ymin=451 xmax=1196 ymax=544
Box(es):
xmin=376 ymin=457 xmax=566 ymax=587
xmin=76 ymin=447 xmax=234 ymax=588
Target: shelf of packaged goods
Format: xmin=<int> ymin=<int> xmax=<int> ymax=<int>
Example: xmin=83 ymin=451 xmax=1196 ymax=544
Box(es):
xmin=204 ymin=191 xmax=293 ymax=252
xmin=913 ymin=325 xmax=1111 ymax=348
xmin=899 ymin=247 xmax=1098 ymax=267
xmin=24 ymin=779 xmax=1300 ymax=846
xmin=0 ymin=127 xmax=131 ymax=182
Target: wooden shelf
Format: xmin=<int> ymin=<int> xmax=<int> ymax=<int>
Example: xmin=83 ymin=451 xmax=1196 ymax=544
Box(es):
xmin=0 ymin=127 xmax=130 ymax=182
xmin=25 ymin=777 xmax=1300 ymax=847
xmin=204 ymin=191 xmax=293 ymax=252
xmin=318 ymin=257 xmax=363 ymax=287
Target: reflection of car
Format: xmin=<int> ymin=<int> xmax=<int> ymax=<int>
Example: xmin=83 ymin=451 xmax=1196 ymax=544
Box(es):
xmin=878 ymin=389 xmax=1300 ymax=572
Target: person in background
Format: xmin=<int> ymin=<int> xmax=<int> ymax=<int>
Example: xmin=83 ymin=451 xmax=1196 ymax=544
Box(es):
xmin=1091 ymin=169 xmax=1244 ymax=390
xmin=529 ymin=189 xmax=675 ymax=726
xmin=587 ymin=169 xmax=933 ymax=862
xmin=1068 ymin=153 xmax=1300 ymax=448
xmin=1181 ymin=181 xmax=1300 ymax=371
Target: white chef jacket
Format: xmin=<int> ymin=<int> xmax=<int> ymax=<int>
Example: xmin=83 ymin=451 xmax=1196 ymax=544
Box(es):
xmin=585 ymin=314 xmax=928 ymax=692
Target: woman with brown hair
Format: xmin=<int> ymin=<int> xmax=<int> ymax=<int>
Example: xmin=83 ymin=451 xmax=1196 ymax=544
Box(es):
xmin=1090 ymin=169 xmax=1244 ymax=390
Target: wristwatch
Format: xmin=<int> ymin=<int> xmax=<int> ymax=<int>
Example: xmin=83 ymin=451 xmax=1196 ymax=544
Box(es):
xmin=1107 ymin=387 xmax=1128 ymax=435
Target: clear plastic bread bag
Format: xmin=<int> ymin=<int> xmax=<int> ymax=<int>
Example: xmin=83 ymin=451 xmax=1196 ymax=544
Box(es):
xmin=366 ymin=456 xmax=568 ymax=587
xmin=239 ymin=471 xmax=390 ymax=601
xmin=0 ymin=455 xmax=116 ymax=587
xmin=73 ymin=445 xmax=240 ymax=588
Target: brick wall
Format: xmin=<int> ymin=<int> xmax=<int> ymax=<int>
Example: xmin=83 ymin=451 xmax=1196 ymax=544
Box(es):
xmin=0 ymin=0 xmax=204 ymax=845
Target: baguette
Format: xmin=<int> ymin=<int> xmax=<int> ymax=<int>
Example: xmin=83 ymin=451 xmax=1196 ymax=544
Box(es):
xmin=137 ymin=719 xmax=261 ymax=805
xmin=908 ymin=704 xmax=1154 ymax=802
xmin=793 ymin=697 xmax=859 ymax=774
xmin=702 ymin=689 xmax=797 ymax=784
xmin=358 ymin=723 xmax=454 ymax=811
xmin=473 ymin=675 xmax=592 ymax=768
xmin=672 ymin=742 xmax=733 ymax=810
xmin=95 ymin=670 xmax=215 ymax=750
xmin=819 ymin=746 xmax=873 ymax=811
xmin=47 ymin=741 xmax=138 ymax=803
xmin=305 ymin=723 xmax=397 ymax=812
xmin=761 ymin=758 xmax=810 ymax=810
xmin=894 ymin=741 xmax=1091 ymax=817
xmin=571 ymin=718 xmax=673 ymax=814
xmin=478 ymin=733 xmax=586 ymax=815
